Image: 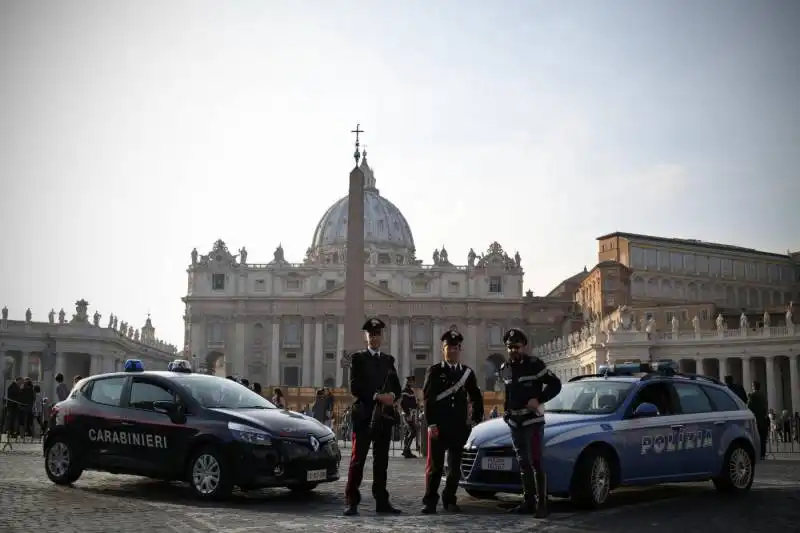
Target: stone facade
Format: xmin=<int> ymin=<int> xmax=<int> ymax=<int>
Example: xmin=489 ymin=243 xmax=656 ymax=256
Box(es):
xmin=0 ymin=300 xmax=176 ymax=402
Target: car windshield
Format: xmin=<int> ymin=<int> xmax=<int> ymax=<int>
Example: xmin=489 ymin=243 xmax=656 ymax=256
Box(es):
xmin=174 ymin=375 xmax=277 ymax=409
xmin=545 ymin=380 xmax=633 ymax=415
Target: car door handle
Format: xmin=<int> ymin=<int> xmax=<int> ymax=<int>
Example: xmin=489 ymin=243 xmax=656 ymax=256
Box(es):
xmin=670 ymin=424 xmax=684 ymax=430
xmin=121 ymin=421 xmax=136 ymax=426
xmin=714 ymin=421 xmax=726 ymax=426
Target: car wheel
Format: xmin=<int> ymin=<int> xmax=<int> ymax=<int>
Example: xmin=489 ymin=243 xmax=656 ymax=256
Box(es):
xmin=288 ymin=482 xmax=318 ymax=494
xmin=713 ymin=441 xmax=754 ymax=493
xmin=44 ymin=437 xmax=83 ymax=486
xmin=465 ymin=489 xmax=497 ymax=500
xmin=570 ymin=447 xmax=613 ymax=509
xmin=188 ymin=446 xmax=233 ymax=500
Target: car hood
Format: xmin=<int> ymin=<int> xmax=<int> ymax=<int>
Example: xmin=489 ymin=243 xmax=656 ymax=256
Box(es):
xmin=467 ymin=413 xmax=614 ymax=448
xmin=212 ymin=408 xmax=334 ymax=439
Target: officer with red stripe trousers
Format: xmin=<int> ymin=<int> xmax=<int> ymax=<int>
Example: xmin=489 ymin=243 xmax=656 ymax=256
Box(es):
xmin=422 ymin=329 xmax=484 ymax=514
xmin=343 ymin=318 xmax=403 ymax=516
xmin=500 ymin=328 xmax=562 ymax=517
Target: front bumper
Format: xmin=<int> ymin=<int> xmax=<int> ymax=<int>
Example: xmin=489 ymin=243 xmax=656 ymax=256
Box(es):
xmin=459 ymin=446 xmax=523 ymax=494
xmin=230 ymin=436 xmax=341 ymax=489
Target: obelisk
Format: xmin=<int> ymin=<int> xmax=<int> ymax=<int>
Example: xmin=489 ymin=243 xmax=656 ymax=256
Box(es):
xmin=343 ymin=124 xmax=366 ymax=367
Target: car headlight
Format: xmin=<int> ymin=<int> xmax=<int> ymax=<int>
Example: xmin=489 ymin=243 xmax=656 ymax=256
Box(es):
xmin=228 ymin=421 xmax=273 ymax=446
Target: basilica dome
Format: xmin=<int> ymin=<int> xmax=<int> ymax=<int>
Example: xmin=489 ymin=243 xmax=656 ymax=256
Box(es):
xmin=310 ymin=157 xmax=415 ymax=257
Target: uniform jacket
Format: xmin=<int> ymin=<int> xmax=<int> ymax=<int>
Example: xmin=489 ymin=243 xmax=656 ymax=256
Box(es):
xmin=349 ymin=349 xmax=402 ymax=429
xmin=423 ymin=362 xmax=484 ymax=430
xmin=400 ymin=386 xmax=418 ymax=416
xmin=727 ymin=383 xmax=748 ymax=404
xmin=747 ymin=390 xmax=769 ymax=424
xmin=500 ymin=353 xmax=562 ymax=427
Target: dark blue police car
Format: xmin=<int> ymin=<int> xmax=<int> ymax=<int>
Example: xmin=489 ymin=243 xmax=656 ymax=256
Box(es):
xmin=43 ymin=360 xmax=341 ymax=500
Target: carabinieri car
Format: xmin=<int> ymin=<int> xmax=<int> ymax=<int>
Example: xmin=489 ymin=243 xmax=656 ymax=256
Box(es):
xmin=43 ymin=360 xmax=341 ymax=500
xmin=460 ymin=360 xmax=759 ymax=509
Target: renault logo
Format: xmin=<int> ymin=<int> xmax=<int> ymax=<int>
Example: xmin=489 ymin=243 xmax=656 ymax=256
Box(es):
xmin=309 ymin=435 xmax=320 ymax=452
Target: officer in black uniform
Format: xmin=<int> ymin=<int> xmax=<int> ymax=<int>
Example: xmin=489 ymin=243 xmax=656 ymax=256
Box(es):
xmin=400 ymin=376 xmax=418 ymax=458
xmin=343 ymin=318 xmax=403 ymax=516
xmin=422 ymin=329 xmax=484 ymax=514
xmin=500 ymin=328 xmax=562 ymax=517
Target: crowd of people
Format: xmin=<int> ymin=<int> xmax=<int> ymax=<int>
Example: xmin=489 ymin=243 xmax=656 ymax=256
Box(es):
xmin=1 ymin=372 xmax=80 ymax=440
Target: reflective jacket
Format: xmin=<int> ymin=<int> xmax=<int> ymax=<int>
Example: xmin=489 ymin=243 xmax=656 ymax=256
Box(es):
xmin=500 ymin=354 xmax=561 ymax=427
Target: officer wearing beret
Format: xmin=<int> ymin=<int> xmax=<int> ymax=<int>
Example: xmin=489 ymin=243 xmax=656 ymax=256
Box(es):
xmin=421 ymin=329 xmax=484 ymax=514
xmin=400 ymin=375 xmax=419 ymax=458
xmin=499 ymin=328 xmax=561 ymax=517
xmin=343 ymin=318 xmax=403 ymax=516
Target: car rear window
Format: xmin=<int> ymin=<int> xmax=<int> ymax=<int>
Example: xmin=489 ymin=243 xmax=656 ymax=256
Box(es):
xmin=702 ymin=385 xmax=741 ymax=412
xmin=87 ymin=377 xmax=126 ymax=407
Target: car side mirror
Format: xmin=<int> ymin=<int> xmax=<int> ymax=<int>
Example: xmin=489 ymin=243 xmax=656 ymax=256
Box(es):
xmin=633 ymin=402 xmax=660 ymax=418
xmin=153 ymin=401 xmax=186 ymax=424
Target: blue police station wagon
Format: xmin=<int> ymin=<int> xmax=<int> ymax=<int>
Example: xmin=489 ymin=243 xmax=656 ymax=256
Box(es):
xmin=460 ymin=360 xmax=759 ymax=509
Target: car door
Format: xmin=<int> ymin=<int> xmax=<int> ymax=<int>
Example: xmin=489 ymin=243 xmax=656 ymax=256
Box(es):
xmin=701 ymin=384 xmax=745 ymax=473
xmin=672 ymin=382 xmax=716 ymax=476
xmin=121 ymin=376 xmax=195 ymax=475
xmin=619 ymin=381 xmax=682 ymax=482
xmin=83 ymin=376 xmax=131 ymax=469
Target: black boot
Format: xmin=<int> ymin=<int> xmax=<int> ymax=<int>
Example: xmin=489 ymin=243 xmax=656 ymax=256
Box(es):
xmin=508 ymin=471 xmax=536 ymax=514
xmin=534 ymin=471 xmax=549 ymax=518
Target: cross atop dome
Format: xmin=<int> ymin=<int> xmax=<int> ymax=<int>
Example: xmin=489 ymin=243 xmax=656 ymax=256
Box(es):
xmin=351 ymin=123 xmax=364 ymax=166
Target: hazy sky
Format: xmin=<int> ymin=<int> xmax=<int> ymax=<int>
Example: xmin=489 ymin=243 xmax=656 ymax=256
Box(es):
xmin=1 ymin=0 xmax=798 ymax=346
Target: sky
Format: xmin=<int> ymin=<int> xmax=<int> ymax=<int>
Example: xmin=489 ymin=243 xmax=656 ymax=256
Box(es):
xmin=1 ymin=0 xmax=799 ymax=346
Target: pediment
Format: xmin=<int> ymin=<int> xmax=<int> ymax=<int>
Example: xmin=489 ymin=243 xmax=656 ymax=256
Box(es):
xmin=312 ymin=281 xmax=400 ymax=301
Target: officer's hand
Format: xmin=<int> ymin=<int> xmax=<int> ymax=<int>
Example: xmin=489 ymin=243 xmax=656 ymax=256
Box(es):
xmin=428 ymin=425 xmax=439 ymax=439
xmin=376 ymin=393 xmax=395 ymax=406
xmin=527 ymin=398 xmax=540 ymax=411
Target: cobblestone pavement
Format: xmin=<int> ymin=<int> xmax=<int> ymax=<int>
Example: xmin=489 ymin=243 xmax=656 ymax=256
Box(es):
xmin=1 ymin=445 xmax=799 ymax=533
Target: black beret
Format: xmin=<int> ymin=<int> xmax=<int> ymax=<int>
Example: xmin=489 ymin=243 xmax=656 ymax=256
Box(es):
xmin=441 ymin=329 xmax=464 ymax=345
xmin=362 ymin=317 xmax=386 ymax=332
xmin=503 ymin=328 xmax=528 ymax=346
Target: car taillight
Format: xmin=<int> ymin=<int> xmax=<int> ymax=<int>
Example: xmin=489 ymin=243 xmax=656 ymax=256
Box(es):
xmin=52 ymin=407 xmax=75 ymax=426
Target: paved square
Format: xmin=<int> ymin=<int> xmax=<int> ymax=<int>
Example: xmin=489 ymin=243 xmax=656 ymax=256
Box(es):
xmin=1 ymin=445 xmax=799 ymax=533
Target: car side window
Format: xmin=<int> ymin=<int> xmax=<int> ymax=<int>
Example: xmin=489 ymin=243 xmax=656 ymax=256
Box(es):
xmin=628 ymin=382 xmax=675 ymax=416
xmin=129 ymin=379 xmax=176 ymax=412
xmin=87 ymin=377 xmax=126 ymax=407
xmin=674 ymin=383 xmax=713 ymax=414
xmin=702 ymin=386 xmax=740 ymax=412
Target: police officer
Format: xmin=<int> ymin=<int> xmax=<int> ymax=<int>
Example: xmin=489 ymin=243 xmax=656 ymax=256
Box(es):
xmin=400 ymin=375 xmax=418 ymax=458
xmin=500 ymin=328 xmax=562 ymax=517
xmin=422 ymin=330 xmax=484 ymax=514
xmin=343 ymin=318 xmax=403 ymax=516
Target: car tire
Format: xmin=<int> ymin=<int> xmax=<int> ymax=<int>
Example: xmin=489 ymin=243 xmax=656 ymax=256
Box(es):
xmin=465 ymin=489 xmax=497 ymax=500
xmin=712 ymin=441 xmax=754 ymax=494
xmin=44 ymin=436 xmax=83 ymax=486
xmin=187 ymin=446 xmax=234 ymax=501
xmin=288 ymin=482 xmax=318 ymax=494
xmin=570 ymin=447 xmax=613 ymax=509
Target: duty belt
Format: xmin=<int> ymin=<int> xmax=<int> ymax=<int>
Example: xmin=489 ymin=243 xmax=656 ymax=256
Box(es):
xmin=508 ymin=408 xmax=533 ymax=416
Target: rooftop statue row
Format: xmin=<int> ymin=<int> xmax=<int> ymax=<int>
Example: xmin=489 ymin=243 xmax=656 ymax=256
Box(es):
xmin=533 ymin=304 xmax=797 ymax=359
xmin=189 ymin=239 xmax=523 ymax=270
xmin=0 ymin=300 xmax=177 ymax=354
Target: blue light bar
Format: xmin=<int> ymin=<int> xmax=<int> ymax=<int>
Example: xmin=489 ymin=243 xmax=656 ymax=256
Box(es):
xmin=598 ymin=359 xmax=679 ymax=376
xmin=649 ymin=359 xmax=678 ymax=372
xmin=124 ymin=359 xmax=144 ymax=372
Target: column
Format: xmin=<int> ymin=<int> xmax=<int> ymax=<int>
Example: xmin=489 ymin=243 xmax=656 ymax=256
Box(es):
xmin=765 ymin=355 xmax=779 ymax=411
xmin=314 ymin=319 xmax=324 ymax=387
xmin=270 ymin=321 xmax=281 ymax=386
xmin=694 ymin=357 xmax=705 ymax=376
xmin=336 ymin=321 xmax=345 ymax=388
xmin=466 ymin=320 xmax=478 ymax=372
xmin=789 ymin=354 xmax=800 ymax=415
xmin=718 ymin=356 xmax=728 ymax=382
xmin=402 ymin=319 xmax=411 ymax=381
xmin=390 ymin=319 xmax=400 ymax=374
xmin=302 ymin=320 xmax=312 ymax=386
xmin=741 ymin=356 xmax=752 ymax=391
xmin=90 ymin=354 xmax=103 ymax=376
xmin=234 ymin=321 xmax=246 ymax=377
xmin=432 ymin=320 xmax=442 ymax=362
xmin=54 ymin=353 xmax=66 ymax=400
xmin=189 ymin=320 xmax=205 ymax=367
xmin=20 ymin=352 xmax=30 ymax=379
xmin=0 ymin=349 xmax=6 ymax=398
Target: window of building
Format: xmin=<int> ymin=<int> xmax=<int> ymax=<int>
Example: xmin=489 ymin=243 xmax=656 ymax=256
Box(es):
xmin=488 ymin=324 xmax=503 ymax=345
xmin=212 ymin=274 xmax=225 ymax=291
xmin=670 ymin=252 xmax=682 ymax=271
xmin=415 ymin=353 xmax=428 ymax=361
xmin=282 ymin=366 xmax=300 ymax=386
xmin=285 ymin=352 xmax=297 ymax=359
xmin=700 ymin=309 xmax=708 ymax=320
xmin=413 ymin=322 xmax=428 ymax=344
xmin=325 ymin=322 xmax=336 ymax=342
xmin=379 ymin=280 xmax=389 ymax=290
xmin=253 ymin=323 xmax=264 ymax=344
xmin=448 ymin=281 xmax=460 ymax=293
xmin=733 ymin=261 xmax=745 ymax=279
xmin=665 ymin=311 xmax=675 ymax=324
xmin=286 ymin=279 xmax=301 ymax=291
xmin=325 ymin=279 xmax=336 ymax=290
xmin=489 ymin=276 xmax=503 ymax=294
xmin=377 ymin=220 xmax=385 ymax=233
xmin=681 ymin=309 xmax=689 ymax=321
xmin=325 ymin=352 xmax=335 ymax=361
xmin=129 ymin=380 xmax=176 ymax=411
xmin=412 ymin=279 xmax=429 ymax=292
xmin=254 ymin=279 xmax=266 ymax=291
xmin=685 ymin=254 xmax=697 ymax=273
xmin=88 ymin=377 xmax=126 ymax=407
xmin=605 ymin=294 xmax=616 ymax=307
xmin=378 ymin=253 xmax=391 ymax=265
xmin=284 ymin=322 xmax=300 ymax=343
xmin=208 ymin=323 xmax=224 ymax=343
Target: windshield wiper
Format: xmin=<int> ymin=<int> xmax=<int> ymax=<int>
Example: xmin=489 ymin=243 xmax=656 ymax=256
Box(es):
xmin=546 ymin=408 xmax=580 ymax=413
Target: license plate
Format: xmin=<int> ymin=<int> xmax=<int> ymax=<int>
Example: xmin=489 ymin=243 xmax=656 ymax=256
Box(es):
xmin=481 ymin=457 xmax=513 ymax=471
xmin=307 ymin=469 xmax=327 ymax=482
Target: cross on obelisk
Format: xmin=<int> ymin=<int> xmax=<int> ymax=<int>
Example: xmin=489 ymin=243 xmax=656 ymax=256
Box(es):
xmin=342 ymin=124 xmax=367 ymax=385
